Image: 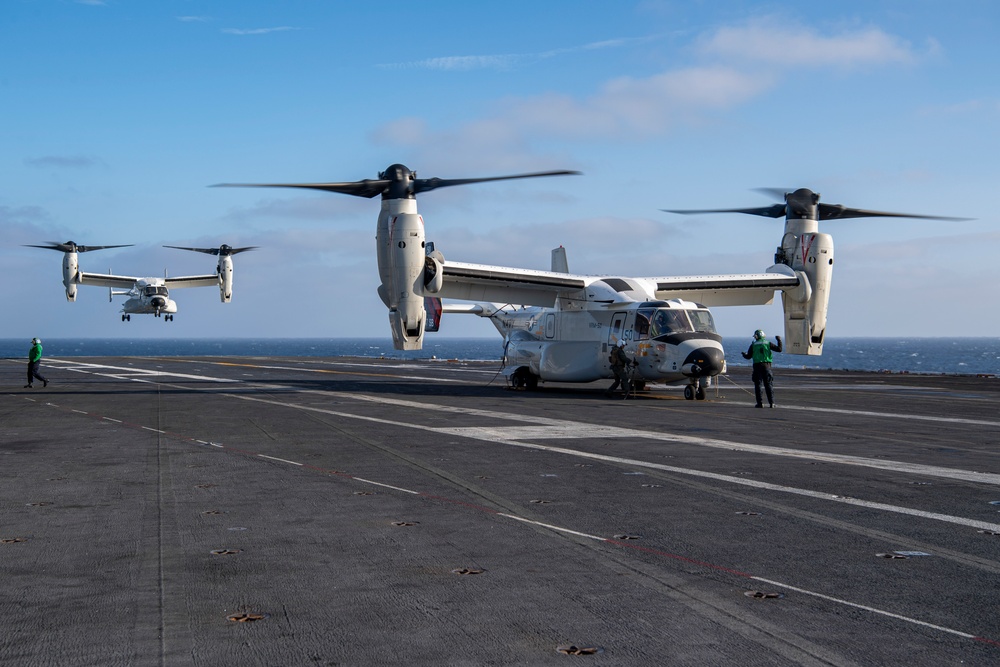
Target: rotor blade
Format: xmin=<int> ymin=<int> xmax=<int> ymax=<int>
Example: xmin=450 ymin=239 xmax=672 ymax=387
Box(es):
xmin=413 ymin=170 xmax=581 ymax=194
xmin=662 ymin=204 xmax=787 ymax=219
xmin=212 ymin=180 xmax=390 ymax=199
xmin=751 ymin=188 xmax=792 ymax=202
xmin=164 ymin=245 xmax=218 ymax=255
xmin=24 ymin=242 xmax=133 ymax=253
xmin=165 ymin=245 xmax=259 ymax=256
xmin=818 ymin=204 xmax=972 ymax=221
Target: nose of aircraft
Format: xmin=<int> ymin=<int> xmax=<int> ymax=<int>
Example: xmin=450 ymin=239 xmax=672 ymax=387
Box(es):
xmin=682 ymin=347 xmax=725 ymax=377
xmin=152 ymin=296 xmax=166 ymax=308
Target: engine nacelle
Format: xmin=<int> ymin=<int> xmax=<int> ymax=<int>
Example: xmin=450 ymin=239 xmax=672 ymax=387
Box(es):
xmin=424 ymin=251 xmax=444 ymax=294
xmin=218 ymin=254 xmax=234 ymax=303
xmin=780 ymin=229 xmax=834 ymax=355
xmin=62 ymin=252 xmax=79 ymax=301
xmin=387 ymin=213 xmax=427 ymax=350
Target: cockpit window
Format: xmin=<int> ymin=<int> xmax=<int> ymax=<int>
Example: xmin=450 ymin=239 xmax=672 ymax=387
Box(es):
xmin=144 ymin=286 xmax=169 ymax=297
xmin=688 ymin=309 xmax=717 ymax=334
xmin=648 ymin=308 xmax=718 ymax=337
xmin=635 ymin=309 xmax=653 ymax=340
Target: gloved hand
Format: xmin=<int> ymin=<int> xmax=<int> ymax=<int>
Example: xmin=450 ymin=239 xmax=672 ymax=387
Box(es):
xmin=776 ymin=335 xmax=782 ymax=343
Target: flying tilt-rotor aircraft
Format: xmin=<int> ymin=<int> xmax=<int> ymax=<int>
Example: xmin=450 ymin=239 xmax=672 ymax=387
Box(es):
xmin=218 ymin=167 xmax=961 ymax=397
xmin=27 ymin=241 xmax=255 ymax=321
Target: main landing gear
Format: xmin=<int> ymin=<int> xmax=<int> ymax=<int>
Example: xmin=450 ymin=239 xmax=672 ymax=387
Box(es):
xmin=510 ymin=367 xmax=538 ymax=390
xmin=122 ymin=314 xmax=130 ymax=322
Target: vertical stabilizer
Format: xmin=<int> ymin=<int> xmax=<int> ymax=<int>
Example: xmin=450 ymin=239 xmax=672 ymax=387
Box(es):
xmin=551 ymin=246 xmax=569 ymax=273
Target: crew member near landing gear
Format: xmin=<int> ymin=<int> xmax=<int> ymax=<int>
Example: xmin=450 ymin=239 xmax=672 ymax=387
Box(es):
xmin=742 ymin=329 xmax=781 ymax=408
xmin=25 ymin=337 xmax=48 ymax=389
xmin=607 ymin=340 xmax=634 ymax=396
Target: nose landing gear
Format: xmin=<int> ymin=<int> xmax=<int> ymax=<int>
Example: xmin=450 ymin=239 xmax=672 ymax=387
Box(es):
xmin=684 ymin=381 xmax=708 ymax=400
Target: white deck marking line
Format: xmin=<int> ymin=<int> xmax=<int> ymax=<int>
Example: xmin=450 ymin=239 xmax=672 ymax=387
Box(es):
xmin=258 ymin=454 xmax=303 ymax=466
xmin=71 ymin=410 xmax=88 ymax=414
xmin=778 ymin=404 xmax=1000 ymax=428
xmin=51 ymin=359 xmax=239 ymax=383
xmin=750 ymin=576 xmax=977 ymax=640
xmin=351 ymin=477 xmax=420 ymax=495
xmin=102 ymin=417 xmax=122 ymax=423
xmin=439 ymin=424 xmax=1000 ymax=486
xmin=497 ymin=514 xmax=606 ymax=541
xmin=226 ymin=393 xmax=1000 ymax=533
xmin=210 ymin=443 xmax=224 ymax=448
xmin=142 ymin=427 xmax=165 ymax=433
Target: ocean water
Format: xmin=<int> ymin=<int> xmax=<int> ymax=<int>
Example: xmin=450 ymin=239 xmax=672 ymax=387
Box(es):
xmin=2 ymin=337 xmax=998 ymax=376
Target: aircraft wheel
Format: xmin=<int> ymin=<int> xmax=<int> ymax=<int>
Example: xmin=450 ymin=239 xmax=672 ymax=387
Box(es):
xmin=121 ymin=314 xmax=126 ymax=322
xmin=684 ymin=385 xmax=695 ymax=400
xmin=695 ymin=386 xmax=706 ymax=400
xmin=525 ymin=374 xmax=538 ymax=390
xmin=126 ymin=315 xmax=131 ymax=322
xmin=510 ymin=370 xmax=526 ymax=389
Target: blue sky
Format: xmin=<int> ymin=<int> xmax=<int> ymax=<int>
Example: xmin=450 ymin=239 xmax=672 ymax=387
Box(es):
xmin=3 ymin=0 xmax=997 ymax=342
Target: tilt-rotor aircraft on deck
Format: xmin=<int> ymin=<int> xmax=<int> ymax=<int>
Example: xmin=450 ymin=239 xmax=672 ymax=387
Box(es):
xmin=217 ymin=166 xmax=960 ymax=398
xmin=27 ymin=242 xmax=255 ymax=322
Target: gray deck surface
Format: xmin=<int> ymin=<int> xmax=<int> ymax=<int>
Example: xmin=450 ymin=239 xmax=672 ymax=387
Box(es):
xmin=2 ymin=355 xmax=999 ymax=666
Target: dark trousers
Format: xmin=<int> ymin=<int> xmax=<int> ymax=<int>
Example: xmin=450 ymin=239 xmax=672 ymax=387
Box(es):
xmin=751 ymin=362 xmax=774 ymax=406
xmin=27 ymin=360 xmax=47 ymax=385
xmin=608 ymin=366 xmax=630 ymax=392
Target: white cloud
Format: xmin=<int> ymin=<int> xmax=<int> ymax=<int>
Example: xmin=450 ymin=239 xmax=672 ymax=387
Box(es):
xmin=222 ymin=27 xmax=298 ymax=36
xmin=697 ymin=18 xmax=918 ymax=68
xmin=378 ymin=35 xmax=664 ymax=71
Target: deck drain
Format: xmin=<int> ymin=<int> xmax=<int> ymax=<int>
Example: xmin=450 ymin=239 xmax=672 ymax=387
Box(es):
xmin=556 ymin=645 xmax=604 ymax=655
xmin=1 ymin=537 xmax=27 ymax=544
xmin=641 ymin=484 xmax=662 ymax=488
xmin=613 ymin=534 xmax=641 ymax=540
xmin=227 ymin=527 xmax=248 ymax=531
xmin=227 ymin=613 xmax=267 ymax=623
xmin=476 ymin=476 xmax=490 ymax=480
xmin=876 ymin=552 xmax=909 ymax=558
xmin=744 ymin=590 xmax=784 ymax=599
xmin=978 ymin=530 xmax=1000 ymax=536
xmin=736 ymin=511 xmax=761 ymax=516
xmin=392 ymin=521 xmax=419 ymax=527
xmin=202 ymin=510 xmax=224 ymax=515
xmin=530 ymin=499 xmax=551 ymax=504
xmin=26 ymin=502 xmax=52 ymax=507
xmin=910 ymin=482 xmax=932 ymax=486
xmin=194 ymin=484 xmax=216 ymax=489
xmin=210 ymin=549 xmax=242 ymax=556
xmin=353 ymin=491 xmax=374 ymax=496
xmin=46 ymin=477 xmax=67 ymax=481
xmin=451 ymin=568 xmax=485 ymax=575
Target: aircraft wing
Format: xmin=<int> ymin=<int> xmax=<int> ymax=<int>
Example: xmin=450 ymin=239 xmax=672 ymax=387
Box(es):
xmin=439 ymin=261 xmax=587 ymax=307
xmin=78 ymin=271 xmax=140 ymax=289
xmin=164 ymin=275 xmax=220 ymax=289
xmin=648 ymin=266 xmax=801 ymax=306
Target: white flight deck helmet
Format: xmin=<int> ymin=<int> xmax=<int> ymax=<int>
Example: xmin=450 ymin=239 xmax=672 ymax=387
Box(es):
xmin=618 ymin=340 xmax=626 ymax=347
xmin=753 ymin=329 xmax=765 ymax=341
xmin=31 ymin=337 xmax=41 ymax=345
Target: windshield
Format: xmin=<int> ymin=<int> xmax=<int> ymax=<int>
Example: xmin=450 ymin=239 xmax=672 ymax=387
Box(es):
xmin=144 ymin=286 xmax=169 ymax=297
xmin=649 ymin=308 xmax=717 ymax=337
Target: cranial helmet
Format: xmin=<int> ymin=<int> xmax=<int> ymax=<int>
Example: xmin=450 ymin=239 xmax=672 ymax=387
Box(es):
xmin=618 ymin=340 xmax=626 ymax=347
xmin=754 ymin=329 xmax=765 ymax=340
xmin=31 ymin=337 xmax=40 ymax=344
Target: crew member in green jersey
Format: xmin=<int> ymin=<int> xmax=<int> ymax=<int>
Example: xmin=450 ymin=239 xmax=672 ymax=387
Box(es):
xmin=741 ymin=329 xmax=781 ymax=408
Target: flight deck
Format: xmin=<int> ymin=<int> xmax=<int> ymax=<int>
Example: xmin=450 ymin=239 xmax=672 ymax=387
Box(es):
xmin=1 ymin=356 xmax=999 ymax=666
